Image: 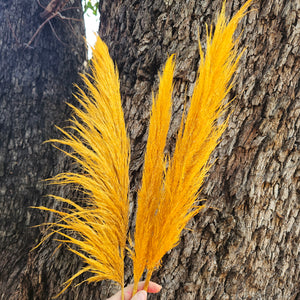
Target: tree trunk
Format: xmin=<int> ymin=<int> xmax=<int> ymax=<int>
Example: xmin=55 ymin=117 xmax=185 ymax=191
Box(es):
xmin=99 ymin=0 xmax=300 ymax=299
xmin=0 ymin=0 xmax=86 ymax=299
xmin=2 ymin=0 xmax=299 ymax=299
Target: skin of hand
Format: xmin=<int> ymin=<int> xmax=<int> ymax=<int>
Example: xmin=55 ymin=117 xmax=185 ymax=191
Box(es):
xmin=107 ymin=281 xmax=162 ymax=300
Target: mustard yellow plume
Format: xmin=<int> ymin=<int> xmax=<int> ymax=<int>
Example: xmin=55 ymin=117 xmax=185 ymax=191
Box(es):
xmin=35 ymin=0 xmax=252 ymax=297
xmin=131 ymin=55 xmax=175 ymax=294
xmin=37 ymin=36 xmax=130 ymax=298
xmin=133 ymin=0 xmax=252 ymax=290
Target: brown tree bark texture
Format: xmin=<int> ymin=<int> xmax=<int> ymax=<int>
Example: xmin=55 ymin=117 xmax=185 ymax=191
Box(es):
xmin=1 ymin=0 xmax=298 ymax=299
xmin=0 ymin=0 xmax=86 ymax=299
xmin=98 ymin=0 xmax=299 ymax=299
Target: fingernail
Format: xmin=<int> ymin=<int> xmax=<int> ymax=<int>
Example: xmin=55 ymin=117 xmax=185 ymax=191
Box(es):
xmin=152 ymin=282 xmax=162 ymax=291
xmin=135 ymin=290 xmax=147 ymax=300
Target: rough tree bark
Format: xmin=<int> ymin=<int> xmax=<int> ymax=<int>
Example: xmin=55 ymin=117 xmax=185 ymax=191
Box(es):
xmin=99 ymin=0 xmax=299 ymax=299
xmin=0 ymin=0 xmax=85 ymax=299
xmin=1 ymin=0 xmax=299 ymax=299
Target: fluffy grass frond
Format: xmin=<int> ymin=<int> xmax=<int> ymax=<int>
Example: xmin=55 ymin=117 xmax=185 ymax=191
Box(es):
xmin=35 ymin=0 xmax=252 ymax=297
xmin=37 ymin=36 xmax=130 ymax=298
xmin=133 ymin=0 xmax=252 ymax=290
xmin=131 ymin=55 xmax=175 ymax=294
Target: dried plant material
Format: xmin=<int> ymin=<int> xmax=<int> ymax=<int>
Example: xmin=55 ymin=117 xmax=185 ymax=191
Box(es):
xmin=36 ymin=37 xmax=130 ymax=299
xmin=35 ymin=0 xmax=252 ymax=297
xmin=132 ymin=0 xmax=253 ymax=291
xmin=131 ymin=55 xmax=175 ymax=294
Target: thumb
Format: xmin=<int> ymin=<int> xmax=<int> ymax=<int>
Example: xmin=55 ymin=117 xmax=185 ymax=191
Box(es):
xmin=131 ymin=290 xmax=147 ymax=300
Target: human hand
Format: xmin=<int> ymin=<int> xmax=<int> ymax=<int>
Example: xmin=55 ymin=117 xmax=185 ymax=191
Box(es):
xmin=107 ymin=281 xmax=162 ymax=300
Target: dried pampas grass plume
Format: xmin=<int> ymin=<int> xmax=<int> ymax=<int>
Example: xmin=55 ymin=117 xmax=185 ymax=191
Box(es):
xmin=34 ymin=0 xmax=252 ymax=297
xmin=132 ymin=0 xmax=253 ymax=292
xmin=36 ymin=37 xmax=130 ymax=299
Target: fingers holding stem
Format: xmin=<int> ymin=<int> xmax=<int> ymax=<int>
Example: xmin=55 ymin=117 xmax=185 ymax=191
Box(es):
xmin=108 ymin=281 xmax=161 ymax=300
